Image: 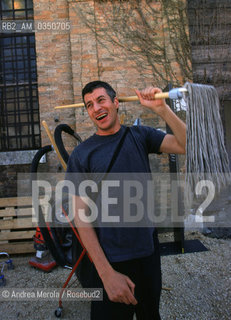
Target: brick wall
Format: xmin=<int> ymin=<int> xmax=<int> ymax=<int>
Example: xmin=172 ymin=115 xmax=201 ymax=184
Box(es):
xmin=34 ymin=0 xmax=77 ymax=164
xmin=0 ymin=0 xmax=188 ymax=197
xmin=35 ymin=0 xmax=187 ymax=172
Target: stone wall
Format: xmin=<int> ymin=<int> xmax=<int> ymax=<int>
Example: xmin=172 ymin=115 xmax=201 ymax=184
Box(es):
xmin=187 ymin=0 xmax=231 ymax=101
xmin=187 ymin=0 xmax=231 ymax=167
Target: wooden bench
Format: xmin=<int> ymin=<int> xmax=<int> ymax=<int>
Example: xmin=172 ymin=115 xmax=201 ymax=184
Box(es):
xmin=0 ymin=197 xmax=37 ymax=254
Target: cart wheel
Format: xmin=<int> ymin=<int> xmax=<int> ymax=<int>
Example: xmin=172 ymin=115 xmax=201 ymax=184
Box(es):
xmin=6 ymin=259 xmax=14 ymax=270
xmin=54 ymin=307 xmax=63 ymax=318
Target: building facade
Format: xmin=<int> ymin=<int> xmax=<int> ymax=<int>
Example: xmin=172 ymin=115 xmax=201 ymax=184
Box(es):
xmin=0 ymin=0 xmax=230 ymax=197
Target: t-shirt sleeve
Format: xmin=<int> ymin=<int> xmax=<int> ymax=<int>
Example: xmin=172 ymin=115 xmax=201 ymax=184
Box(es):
xmin=139 ymin=125 xmax=166 ymax=154
xmin=148 ymin=127 xmax=166 ymax=154
xmin=65 ymin=149 xmax=87 ymax=195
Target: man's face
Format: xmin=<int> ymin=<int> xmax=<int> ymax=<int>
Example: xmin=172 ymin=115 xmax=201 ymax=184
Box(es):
xmin=84 ymin=87 xmax=120 ymax=135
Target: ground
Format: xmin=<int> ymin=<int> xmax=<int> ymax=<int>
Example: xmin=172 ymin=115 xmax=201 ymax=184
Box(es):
xmin=0 ymin=231 xmax=230 ymax=320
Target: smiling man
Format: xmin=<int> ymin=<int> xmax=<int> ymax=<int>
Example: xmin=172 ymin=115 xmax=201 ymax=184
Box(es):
xmin=66 ymin=80 xmax=186 ymax=320
xmin=84 ymin=87 xmax=119 ymax=135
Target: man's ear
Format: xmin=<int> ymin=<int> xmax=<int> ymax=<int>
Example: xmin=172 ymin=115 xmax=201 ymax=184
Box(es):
xmin=114 ymin=97 xmax=119 ymax=110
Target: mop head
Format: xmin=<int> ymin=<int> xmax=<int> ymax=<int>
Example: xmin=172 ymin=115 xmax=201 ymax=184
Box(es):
xmin=184 ymin=82 xmax=231 ymax=201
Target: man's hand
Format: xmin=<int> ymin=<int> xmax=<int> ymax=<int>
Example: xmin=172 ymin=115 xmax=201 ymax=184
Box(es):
xmin=100 ymin=268 xmax=138 ymax=305
xmin=135 ymin=87 xmax=168 ymax=116
xmin=135 ymin=86 xmax=186 ymax=154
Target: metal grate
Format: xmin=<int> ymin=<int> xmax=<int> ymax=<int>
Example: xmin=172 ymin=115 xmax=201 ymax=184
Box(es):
xmin=0 ymin=0 xmax=34 ymax=20
xmin=0 ymin=0 xmax=41 ymax=151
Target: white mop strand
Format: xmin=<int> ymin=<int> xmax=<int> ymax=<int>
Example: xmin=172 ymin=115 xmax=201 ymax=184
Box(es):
xmin=184 ymin=82 xmax=231 ymax=195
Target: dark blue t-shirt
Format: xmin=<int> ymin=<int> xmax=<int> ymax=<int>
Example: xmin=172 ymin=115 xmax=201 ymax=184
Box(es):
xmin=66 ymin=125 xmax=166 ymax=262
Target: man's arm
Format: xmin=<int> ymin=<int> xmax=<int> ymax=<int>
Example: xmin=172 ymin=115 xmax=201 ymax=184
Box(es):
xmin=135 ymin=87 xmax=186 ymax=154
xmin=73 ymin=195 xmax=137 ymax=305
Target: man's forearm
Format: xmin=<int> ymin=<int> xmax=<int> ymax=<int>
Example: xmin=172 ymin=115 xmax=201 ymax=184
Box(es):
xmin=76 ymin=224 xmax=113 ymax=278
xmin=73 ymin=196 xmax=113 ymax=279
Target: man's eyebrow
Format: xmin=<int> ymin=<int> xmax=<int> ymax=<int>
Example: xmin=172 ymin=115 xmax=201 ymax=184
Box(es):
xmin=96 ymin=95 xmax=106 ymax=100
xmin=85 ymin=100 xmax=92 ymax=107
xmin=85 ymin=95 xmax=106 ymax=107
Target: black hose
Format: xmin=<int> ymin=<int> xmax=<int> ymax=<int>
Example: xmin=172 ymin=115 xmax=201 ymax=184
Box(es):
xmin=31 ymin=145 xmax=52 ymax=173
xmin=37 ymin=205 xmax=67 ymax=267
xmin=54 ymin=124 xmax=82 ymax=164
xmin=30 ymin=145 xmax=52 ymax=191
xmin=30 ymin=145 xmax=68 ymax=267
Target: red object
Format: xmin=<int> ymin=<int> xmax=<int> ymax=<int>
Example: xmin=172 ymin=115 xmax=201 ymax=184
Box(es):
xmin=29 ymin=256 xmax=56 ymax=272
xmin=33 ymin=227 xmax=45 ymax=245
xmin=29 ymin=227 xmax=56 ymax=272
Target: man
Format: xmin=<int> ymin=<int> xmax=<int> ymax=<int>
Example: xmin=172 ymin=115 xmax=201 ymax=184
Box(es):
xmin=66 ymin=80 xmax=186 ymax=319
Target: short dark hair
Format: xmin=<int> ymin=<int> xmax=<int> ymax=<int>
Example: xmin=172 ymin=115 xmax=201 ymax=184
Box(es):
xmin=82 ymin=81 xmax=116 ymax=104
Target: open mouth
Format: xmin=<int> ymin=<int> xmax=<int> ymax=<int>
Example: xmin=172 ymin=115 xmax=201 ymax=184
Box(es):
xmin=96 ymin=113 xmax=108 ymax=121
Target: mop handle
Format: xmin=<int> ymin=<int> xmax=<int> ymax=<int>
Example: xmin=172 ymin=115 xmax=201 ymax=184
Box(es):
xmin=42 ymin=120 xmax=67 ymax=171
xmin=54 ymin=87 xmax=187 ymax=110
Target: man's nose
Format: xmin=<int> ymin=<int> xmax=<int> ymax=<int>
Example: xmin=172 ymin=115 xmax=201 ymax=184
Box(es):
xmin=93 ymin=102 xmax=102 ymax=112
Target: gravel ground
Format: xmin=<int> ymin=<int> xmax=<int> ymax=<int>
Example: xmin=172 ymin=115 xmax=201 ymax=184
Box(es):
xmin=0 ymin=231 xmax=230 ymax=320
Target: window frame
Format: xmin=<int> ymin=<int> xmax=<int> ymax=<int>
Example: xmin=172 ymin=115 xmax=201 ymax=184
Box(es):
xmin=0 ymin=0 xmax=41 ymax=154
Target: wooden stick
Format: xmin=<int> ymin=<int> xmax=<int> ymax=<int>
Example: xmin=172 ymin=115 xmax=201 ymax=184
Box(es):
xmin=42 ymin=120 xmax=67 ymax=171
xmin=119 ymin=92 xmax=170 ymax=102
xmin=120 ymin=113 xmax=126 ymax=124
xmin=54 ymin=92 xmax=170 ymax=110
xmin=162 ymin=286 xmax=173 ymax=291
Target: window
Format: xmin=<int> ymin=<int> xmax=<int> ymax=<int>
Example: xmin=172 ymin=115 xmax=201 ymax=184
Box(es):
xmin=0 ymin=0 xmax=33 ymax=20
xmin=0 ymin=0 xmax=41 ymax=151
